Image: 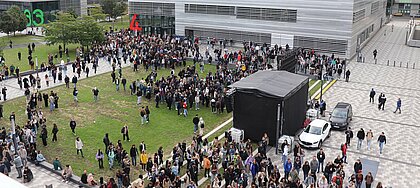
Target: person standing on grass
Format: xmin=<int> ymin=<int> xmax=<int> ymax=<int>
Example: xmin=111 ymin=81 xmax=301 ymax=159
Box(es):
xmin=393 ymin=98 xmax=401 ymax=114
xmin=122 ymin=77 xmax=127 ymax=91
xmin=108 ymin=149 xmax=115 ymax=169
xmin=65 ymin=75 xmax=70 ymax=88
xmin=103 ymin=133 xmax=110 ymax=153
xmin=193 ymin=115 xmax=199 ymax=134
xmin=70 ymin=118 xmax=77 ymax=135
xmin=96 ymin=149 xmax=104 ymax=169
xmin=92 ymin=87 xmax=99 ymax=102
xmin=145 ymin=106 xmax=150 ymax=123
xmin=52 ymin=123 xmax=58 ymax=142
xmin=73 ymin=87 xmax=78 ymax=107
xmin=121 ymin=125 xmax=130 ymax=142
xmin=115 ymin=78 xmax=120 ymax=91
xmin=199 ymin=117 xmax=205 ymax=136
xmin=140 ymin=107 xmax=146 ymax=125
xmin=75 ymin=137 xmax=84 ymax=158
xmin=72 ymin=75 xmax=78 ymax=88
xmin=140 ymin=151 xmax=148 ymax=171
xmin=130 ymin=145 xmax=138 ymax=166
xmin=49 ymin=94 xmax=55 ymax=112
xmin=40 ymin=125 xmax=48 ymax=146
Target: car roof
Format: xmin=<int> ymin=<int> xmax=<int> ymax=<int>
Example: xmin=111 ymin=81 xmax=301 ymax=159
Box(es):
xmin=309 ymin=119 xmax=327 ymax=127
xmin=335 ymin=102 xmax=351 ymax=108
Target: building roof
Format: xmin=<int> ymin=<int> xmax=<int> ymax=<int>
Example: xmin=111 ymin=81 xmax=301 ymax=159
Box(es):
xmin=230 ymin=70 xmax=308 ymax=98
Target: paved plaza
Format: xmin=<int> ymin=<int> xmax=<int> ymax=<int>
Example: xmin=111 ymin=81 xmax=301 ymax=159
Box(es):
xmin=268 ymin=18 xmax=420 ymax=188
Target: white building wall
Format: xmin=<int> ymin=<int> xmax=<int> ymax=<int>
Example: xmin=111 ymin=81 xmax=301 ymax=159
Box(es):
xmin=129 ymin=0 xmax=385 ymax=58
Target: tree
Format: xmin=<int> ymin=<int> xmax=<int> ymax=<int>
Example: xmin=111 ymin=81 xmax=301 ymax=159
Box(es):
xmin=0 ymin=6 xmax=27 ymax=36
xmin=44 ymin=12 xmax=78 ymax=50
xmin=89 ymin=5 xmax=106 ymax=22
xmin=100 ymin=0 xmax=127 ymax=29
xmin=75 ymin=16 xmax=105 ymax=49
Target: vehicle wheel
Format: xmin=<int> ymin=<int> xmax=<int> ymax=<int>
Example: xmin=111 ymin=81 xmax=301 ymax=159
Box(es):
xmin=327 ymin=130 xmax=331 ymax=138
xmin=318 ymin=141 xmax=323 ymax=149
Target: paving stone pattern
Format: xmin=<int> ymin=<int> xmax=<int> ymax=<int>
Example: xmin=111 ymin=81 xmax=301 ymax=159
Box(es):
xmin=267 ymin=19 xmax=420 ymax=188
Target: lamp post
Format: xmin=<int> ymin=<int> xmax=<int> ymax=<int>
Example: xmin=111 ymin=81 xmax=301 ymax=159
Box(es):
xmin=10 ymin=112 xmax=18 ymax=154
xmin=319 ymin=60 xmax=324 ymax=101
xmin=275 ymin=103 xmax=280 ymax=155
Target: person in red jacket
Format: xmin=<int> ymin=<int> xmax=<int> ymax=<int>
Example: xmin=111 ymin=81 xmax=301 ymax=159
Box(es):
xmin=341 ymin=143 xmax=347 ymax=164
xmin=332 ymin=172 xmax=343 ymax=188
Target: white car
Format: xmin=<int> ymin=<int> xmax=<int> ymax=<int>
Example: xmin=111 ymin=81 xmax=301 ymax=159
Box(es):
xmin=298 ymin=119 xmax=331 ymax=149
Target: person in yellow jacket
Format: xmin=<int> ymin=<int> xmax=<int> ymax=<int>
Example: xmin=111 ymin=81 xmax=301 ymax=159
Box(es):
xmin=140 ymin=151 xmax=148 ymax=171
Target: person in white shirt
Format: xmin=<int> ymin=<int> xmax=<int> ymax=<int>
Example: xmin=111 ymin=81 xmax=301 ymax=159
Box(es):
xmin=75 ymin=137 xmax=84 ymax=158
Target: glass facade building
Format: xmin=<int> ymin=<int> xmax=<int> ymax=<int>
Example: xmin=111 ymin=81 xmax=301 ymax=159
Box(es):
xmin=128 ymin=2 xmax=175 ymax=35
xmin=0 ymin=0 xmax=60 ymax=23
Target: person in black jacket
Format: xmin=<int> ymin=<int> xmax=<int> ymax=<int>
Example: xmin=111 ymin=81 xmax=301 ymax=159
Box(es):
xmin=378 ymin=132 xmax=387 ymax=154
xmin=130 ymin=145 xmax=138 ymax=166
xmin=70 ymin=118 xmax=76 ymax=135
xmin=193 ymin=115 xmax=199 ymax=134
xmin=369 ymin=88 xmax=376 ymax=103
xmin=71 ymin=75 xmax=77 ymax=88
xmin=356 ymin=128 xmax=365 ymax=150
xmin=353 ymin=159 xmax=363 ymax=175
xmin=345 ymin=127 xmax=354 ymax=146
xmin=317 ymin=148 xmax=326 ymax=173
xmin=52 ymin=124 xmax=58 ymax=142
xmin=103 ymin=134 xmax=110 ymax=153
xmin=64 ymin=75 xmax=70 ymax=88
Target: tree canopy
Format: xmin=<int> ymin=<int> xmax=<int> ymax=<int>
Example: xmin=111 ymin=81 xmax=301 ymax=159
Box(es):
xmin=0 ymin=6 xmax=27 ymax=35
xmin=100 ymin=0 xmax=127 ymax=29
xmin=45 ymin=13 xmax=104 ymax=50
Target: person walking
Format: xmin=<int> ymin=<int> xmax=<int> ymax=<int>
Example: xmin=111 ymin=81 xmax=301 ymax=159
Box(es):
xmin=366 ymin=129 xmax=373 ymax=150
xmin=92 ymin=87 xmax=99 ymax=102
xmin=65 ymin=75 xmax=70 ymax=88
xmin=393 ymin=98 xmax=401 ymax=113
xmin=115 ymin=78 xmax=120 ymax=91
xmin=378 ymin=132 xmax=387 ymax=154
xmin=193 ymin=115 xmax=199 ymax=134
xmin=356 ymin=128 xmax=365 ymax=150
xmin=121 ymin=125 xmax=130 ymax=142
xmin=13 ymin=155 xmax=23 ymax=178
xmin=108 ymin=149 xmax=115 ymax=169
xmin=70 ymin=118 xmax=77 ymax=135
xmin=373 ymin=49 xmax=377 ymax=60
xmin=75 ymin=137 xmax=84 ymax=158
xmin=369 ymin=88 xmax=376 ymax=103
xmin=284 ymin=158 xmax=292 ymax=179
xmin=52 ymin=123 xmax=58 ymax=142
xmin=199 ymin=117 xmax=205 ymax=136
xmin=96 ymin=149 xmax=104 ymax=169
xmin=354 ymin=159 xmax=363 ymax=175
xmin=345 ymin=70 xmax=351 ymax=82
xmin=341 ymin=143 xmax=348 ymax=163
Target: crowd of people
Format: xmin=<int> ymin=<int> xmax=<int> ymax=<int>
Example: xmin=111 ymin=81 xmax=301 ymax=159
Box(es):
xmin=0 ymin=26 xmax=279 ymax=188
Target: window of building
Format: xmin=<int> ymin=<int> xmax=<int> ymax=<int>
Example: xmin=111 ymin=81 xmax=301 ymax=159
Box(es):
xmin=184 ymin=4 xmax=235 ymax=16
xmin=371 ymin=1 xmax=379 ymax=14
xmin=353 ymin=9 xmax=365 ymax=23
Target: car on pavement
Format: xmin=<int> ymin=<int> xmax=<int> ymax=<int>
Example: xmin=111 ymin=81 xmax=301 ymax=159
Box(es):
xmin=329 ymin=102 xmax=353 ymax=130
xmin=298 ymin=119 xmax=331 ymax=149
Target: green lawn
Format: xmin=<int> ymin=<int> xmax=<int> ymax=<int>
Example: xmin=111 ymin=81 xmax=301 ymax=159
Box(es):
xmin=99 ymin=15 xmax=130 ymax=31
xmin=0 ymin=62 xmax=231 ymax=179
xmin=0 ymin=34 xmax=45 ymax=46
xmin=2 ymin=43 xmax=79 ymax=72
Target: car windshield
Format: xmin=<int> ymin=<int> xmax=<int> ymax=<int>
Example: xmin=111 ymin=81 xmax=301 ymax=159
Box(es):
xmin=332 ymin=109 xmax=347 ymax=118
xmin=304 ymin=125 xmax=322 ymax=135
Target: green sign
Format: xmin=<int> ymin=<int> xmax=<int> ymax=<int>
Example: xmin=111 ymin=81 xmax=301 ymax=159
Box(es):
xmin=24 ymin=9 xmax=44 ymax=27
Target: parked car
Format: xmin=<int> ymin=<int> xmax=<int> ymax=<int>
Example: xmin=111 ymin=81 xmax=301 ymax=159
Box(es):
xmin=298 ymin=119 xmax=331 ymax=149
xmin=329 ymin=102 xmax=353 ymax=130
